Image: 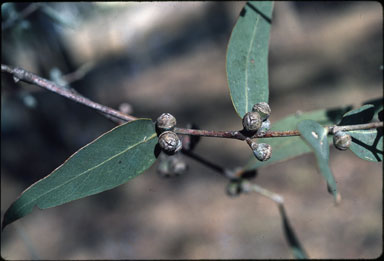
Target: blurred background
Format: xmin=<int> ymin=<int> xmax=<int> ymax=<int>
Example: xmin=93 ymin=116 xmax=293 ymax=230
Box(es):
xmin=1 ymin=2 xmax=382 ymax=259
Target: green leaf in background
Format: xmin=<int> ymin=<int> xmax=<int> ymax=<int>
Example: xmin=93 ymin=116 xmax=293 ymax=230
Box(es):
xmin=339 ymin=104 xmax=375 ymax=125
xmin=336 ymin=104 xmax=383 ymax=161
xmin=297 ymin=120 xmax=340 ymax=204
xmin=2 ymin=119 xmax=158 ymax=229
xmin=244 ymin=106 xmax=352 ymax=170
xmin=362 ymin=97 xmax=383 ymax=122
xmin=226 ymin=1 xmax=274 ymax=118
xmin=347 ymin=129 xmax=383 ymax=162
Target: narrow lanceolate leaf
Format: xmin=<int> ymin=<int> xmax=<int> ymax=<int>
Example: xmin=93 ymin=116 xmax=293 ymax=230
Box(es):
xmin=244 ymin=106 xmax=351 ymax=170
xmin=297 ymin=120 xmax=340 ymax=204
xmin=338 ymin=104 xmax=383 ymax=162
xmin=226 ymin=1 xmax=274 ymax=118
xmin=2 ymin=119 xmax=158 ymax=229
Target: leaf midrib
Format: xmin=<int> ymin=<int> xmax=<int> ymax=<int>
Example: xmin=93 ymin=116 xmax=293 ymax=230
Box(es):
xmin=244 ymin=14 xmax=260 ymax=114
xmin=16 ymin=133 xmax=157 ymax=211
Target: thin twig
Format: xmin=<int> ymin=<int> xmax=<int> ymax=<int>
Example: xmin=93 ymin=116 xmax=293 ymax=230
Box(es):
xmin=1 ymin=64 xmax=137 ymax=123
xmin=61 ymin=62 xmax=95 ymax=84
xmin=175 ymin=128 xmax=246 ymax=140
xmin=175 ymin=121 xmax=383 ymax=140
xmin=329 ymin=122 xmax=383 ymax=133
xmin=2 ymin=3 xmax=41 ymax=31
xmin=2 ymin=64 xmax=382 ymax=140
xmin=241 ymin=180 xmax=284 ymax=204
xmin=181 ymin=149 xmax=228 ymax=177
xmin=240 ymin=180 xmax=308 ymax=259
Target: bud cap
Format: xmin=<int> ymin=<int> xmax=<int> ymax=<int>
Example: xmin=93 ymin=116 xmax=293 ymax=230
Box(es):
xmin=253 ymin=143 xmax=272 ymax=161
xmin=333 ymin=131 xmax=352 ymax=151
xmin=252 ymin=102 xmax=271 ymax=121
xmin=242 ymin=111 xmax=262 ymax=132
xmin=156 ymin=113 xmax=176 ymax=131
xmin=256 ymin=119 xmax=271 ymax=137
xmin=158 ymin=131 xmax=182 ymax=154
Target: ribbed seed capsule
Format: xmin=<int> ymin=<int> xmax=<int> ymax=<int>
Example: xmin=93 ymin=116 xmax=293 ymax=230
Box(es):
xmin=256 ymin=119 xmax=271 ymax=137
xmin=156 ymin=113 xmax=177 ymax=132
xmin=252 ymin=102 xmax=271 ymax=121
xmin=158 ymin=131 xmax=182 ymax=154
xmin=333 ymin=131 xmax=352 ymax=151
xmin=251 ymin=142 xmax=272 ymax=161
xmin=242 ymin=111 xmax=262 ymax=132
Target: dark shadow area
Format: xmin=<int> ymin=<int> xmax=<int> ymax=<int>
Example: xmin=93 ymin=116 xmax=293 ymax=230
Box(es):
xmin=339 ymin=106 xmax=375 ymax=125
xmin=246 ymin=2 xmax=272 ymax=24
xmin=350 ymin=128 xmax=383 ymax=162
xmin=325 ymin=106 xmax=353 ymax=124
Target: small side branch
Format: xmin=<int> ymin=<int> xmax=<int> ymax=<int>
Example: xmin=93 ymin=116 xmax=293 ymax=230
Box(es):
xmin=2 ymin=64 xmax=136 ymax=123
xmin=329 ymin=122 xmax=383 ymax=133
xmin=175 ymin=121 xmax=383 ymax=140
xmin=240 ymin=180 xmax=308 ymax=259
xmin=2 ymin=3 xmax=41 ymax=31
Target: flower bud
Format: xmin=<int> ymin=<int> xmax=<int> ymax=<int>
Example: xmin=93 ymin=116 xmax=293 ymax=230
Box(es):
xmin=252 ymin=102 xmax=271 ymax=121
xmin=158 ymin=131 xmax=182 ymax=154
xmin=252 ymin=143 xmax=272 ymax=161
xmin=156 ymin=113 xmax=176 ymax=132
xmin=333 ymin=131 xmax=352 ymax=151
xmin=242 ymin=111 xmax=262 ymax=132
xmin=256 ymin=119 xmax=271 ymax=137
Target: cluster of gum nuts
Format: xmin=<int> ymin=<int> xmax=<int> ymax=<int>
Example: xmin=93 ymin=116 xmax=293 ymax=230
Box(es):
xmin=242 ymin=102 xmax=273 ymax=161
xmin=156 ymin=113 xmax=181 ymax=155
xmin=155 ymin=102 xmax=275 ymax=160
xmin=155 ymin=102 xmax=353 ymax=159
xmin=333 ymin=131 xmax=352 ymax=151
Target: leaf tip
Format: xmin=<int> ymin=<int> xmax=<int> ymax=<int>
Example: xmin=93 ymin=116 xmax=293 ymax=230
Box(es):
xmin=2 ymin=211 xmax=13 ymax=231
xmin=334 ymin=192 xmax=342 ymax=206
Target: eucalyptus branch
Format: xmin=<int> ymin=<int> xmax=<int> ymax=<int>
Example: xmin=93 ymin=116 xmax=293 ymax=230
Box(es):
xmin=328 ymin=122 xmax=383 ymax=133
xmin=2 ymin=64 xmax=382 ymax=142
xmin=1 ymin=64 xmax=137 ymax=123
xmin=175 ymin=121 xmax=383 ymax=140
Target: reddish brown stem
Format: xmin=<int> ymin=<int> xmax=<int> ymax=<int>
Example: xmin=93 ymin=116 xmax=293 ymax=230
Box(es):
xmin=2 ymin=64 xmax=382 ymax=141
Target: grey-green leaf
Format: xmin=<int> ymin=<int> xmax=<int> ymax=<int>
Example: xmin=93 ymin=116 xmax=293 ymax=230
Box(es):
xmin=346 ymin=129 xmax=383 ymax=161
xmin=244 ymin=106 xmax=351 ymax=170
xmin=226 ymin=1 xmax=274 ymax=118
xmin=297 ymin=120 xmax=340 ymax=203
xmin=339 ymin=104 xmax=375 ymax=125
xmin=2 ymin=119 xmax=158 ymax=229
xmin=338 ymin=104 xmax=383 ymax=162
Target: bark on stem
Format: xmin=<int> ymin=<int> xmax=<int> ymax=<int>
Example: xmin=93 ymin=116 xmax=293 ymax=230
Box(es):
xmin=2 ymin=64 xmax=382 ymax=141
xmin=2 ymin=64 xmax=136 ymax=122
